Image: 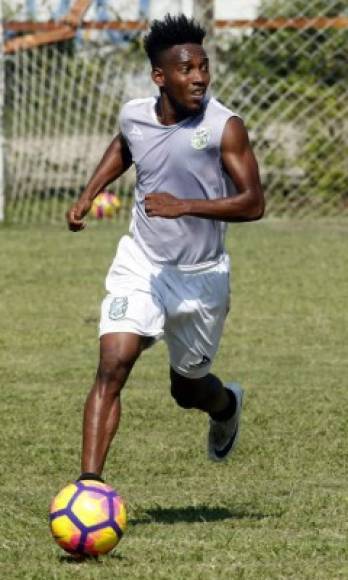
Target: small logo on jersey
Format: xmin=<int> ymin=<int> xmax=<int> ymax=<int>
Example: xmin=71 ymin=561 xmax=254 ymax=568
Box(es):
xmin=109 ymin=297 xmax=128 ymax=320
xmin=189 ymin=355 xmax=211 ymax=369
xmin=129 ymin=124 xmax=143 ymax=140
xmin=191 ymin=127 xmax=211 ymax=150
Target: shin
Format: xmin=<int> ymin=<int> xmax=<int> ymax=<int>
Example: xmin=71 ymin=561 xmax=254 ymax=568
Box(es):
xmin=170 ymin=367 xmax=230 ymax=415
xmin=81 ymin=333 xmax=146 ymax=476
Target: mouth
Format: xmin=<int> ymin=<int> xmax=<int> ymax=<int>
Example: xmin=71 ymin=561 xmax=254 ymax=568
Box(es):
xmin=191 ymin=88 xmax=205 ymax=98
xmin=189 ymin=89 xmax=206 ymax=106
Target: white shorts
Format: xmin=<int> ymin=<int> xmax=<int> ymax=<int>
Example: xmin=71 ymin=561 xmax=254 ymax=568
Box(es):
xmin=99 ymin=236 xmax=231 ymax=378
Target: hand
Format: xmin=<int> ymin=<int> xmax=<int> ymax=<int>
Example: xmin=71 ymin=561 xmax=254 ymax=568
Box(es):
xmin=144 ymin=192 xmax=186 ymax=219
xmin=66 ymin=198 xmax=92 ymax=231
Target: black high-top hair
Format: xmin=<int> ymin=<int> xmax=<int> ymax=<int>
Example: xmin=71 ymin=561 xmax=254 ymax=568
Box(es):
xmin=144 ymin=13 xmax=206 ymax=67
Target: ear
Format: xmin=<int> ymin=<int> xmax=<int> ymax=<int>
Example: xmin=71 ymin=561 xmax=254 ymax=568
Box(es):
xmin=151 ymin=66 xmax=165 ymax=89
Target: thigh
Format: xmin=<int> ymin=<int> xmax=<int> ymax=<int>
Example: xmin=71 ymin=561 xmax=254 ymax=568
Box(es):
xmin=100 ymin=291 xmax=164 ymax=340
xmin=99 ymin=332 xmax=152 ymax=369
xmin=164 ymin=259 xmax=230 ymax=379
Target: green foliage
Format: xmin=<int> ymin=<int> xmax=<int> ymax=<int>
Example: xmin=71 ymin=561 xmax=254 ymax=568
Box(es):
xmin=4 ymin=38 xmax=146 ymax=137
xmin=214 ymin=0 xmax=348 ymax=208
xmin=260 ymin=0 xmax=348 ymax=18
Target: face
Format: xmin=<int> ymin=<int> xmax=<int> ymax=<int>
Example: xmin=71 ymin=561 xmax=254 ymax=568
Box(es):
xmin=152 ymin=43 xmax=210 ymax=115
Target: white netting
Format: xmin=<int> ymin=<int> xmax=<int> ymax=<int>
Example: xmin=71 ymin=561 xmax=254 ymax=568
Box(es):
xmin=5 ymin=43 xmax=152 ymax=222
xmin=2 ymin=0 xmax=348 ymax=222
xmin=213 ymin=0 xmax=348 ymax=216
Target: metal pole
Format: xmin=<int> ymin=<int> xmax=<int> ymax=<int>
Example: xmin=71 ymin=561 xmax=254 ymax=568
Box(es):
xmin=193 ymin=0 xmax=215 ymax=70
xmin=0 ymin=0 xmax=5 ymax=222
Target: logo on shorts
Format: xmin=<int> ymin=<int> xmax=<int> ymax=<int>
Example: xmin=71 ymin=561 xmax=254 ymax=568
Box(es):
xmin=189 ymin=355 xmax=211 ymax=369
xmin=191 ymin=127 xmax=211 ymax=150
xmin=109 ymin=296 xmax=128 ymax=320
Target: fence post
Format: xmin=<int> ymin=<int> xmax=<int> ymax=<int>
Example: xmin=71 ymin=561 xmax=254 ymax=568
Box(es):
xmin=0 ymin=1 xmax=5 ymax=222
xmin=193 ymin=0 xmax=215 ymax=71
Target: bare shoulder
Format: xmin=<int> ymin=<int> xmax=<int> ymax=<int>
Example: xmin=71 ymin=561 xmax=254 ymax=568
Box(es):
xmin=221 ymin=116 xmax=251 ymax=153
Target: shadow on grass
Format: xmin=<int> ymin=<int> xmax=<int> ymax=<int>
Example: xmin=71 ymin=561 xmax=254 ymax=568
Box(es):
xmin=131 ymin=505 xmax=282 ymax=526
xmin=59 ymin=555 xmax=99 ymax=565
xmin=59 ymin=552 xmax=126 ymax=564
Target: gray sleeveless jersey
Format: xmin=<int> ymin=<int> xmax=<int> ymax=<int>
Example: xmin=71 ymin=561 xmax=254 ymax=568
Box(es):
xmin=119 ymin=96 xmax=239 ymax=266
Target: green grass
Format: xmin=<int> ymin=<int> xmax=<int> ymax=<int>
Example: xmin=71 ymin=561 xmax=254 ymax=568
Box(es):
xmin=0 ymin=220 xmax=347 ymax=579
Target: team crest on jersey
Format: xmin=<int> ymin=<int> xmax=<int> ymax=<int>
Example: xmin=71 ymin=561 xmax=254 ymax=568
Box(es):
xmin=191 ymin=126 xmax=211 ymax=150
xmin=109 ymin=297 xmax=128 ymax=320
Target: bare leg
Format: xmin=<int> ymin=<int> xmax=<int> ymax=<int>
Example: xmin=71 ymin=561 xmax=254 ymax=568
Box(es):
xmin=81 ymin=333 xmax=147 ymax=477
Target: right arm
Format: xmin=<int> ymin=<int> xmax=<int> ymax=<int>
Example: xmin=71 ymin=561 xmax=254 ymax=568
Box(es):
xmin=66 ymin=133 xmax=132 ymax=231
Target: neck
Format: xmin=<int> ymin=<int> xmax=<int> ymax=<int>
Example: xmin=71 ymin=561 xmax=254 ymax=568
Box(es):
xmin=156 ymin=93 xmax=191 ymax=126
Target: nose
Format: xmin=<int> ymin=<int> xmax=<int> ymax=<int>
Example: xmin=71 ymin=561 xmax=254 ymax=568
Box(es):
xmin=192 ymin=69 xmax=207 ymax=85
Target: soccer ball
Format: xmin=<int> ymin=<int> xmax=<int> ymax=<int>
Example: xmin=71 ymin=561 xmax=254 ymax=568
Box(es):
xmin=49 ymin=480 xmax=127 ymax=556
xmin=90 ymin=191 xmax=121 ymax=219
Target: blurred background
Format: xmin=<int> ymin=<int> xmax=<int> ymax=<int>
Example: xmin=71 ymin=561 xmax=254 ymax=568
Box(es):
xmin=1 ymin=0 xmax=347 ymax=222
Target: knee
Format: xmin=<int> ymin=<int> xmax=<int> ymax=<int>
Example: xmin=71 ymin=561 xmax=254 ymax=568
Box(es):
xmin=171 ymin=383 xmax=195 ymax=409
xmin=170 ymin=369 xmax=200 ymax=409
xmin=96 ymin=352 xmax=135 ymax=395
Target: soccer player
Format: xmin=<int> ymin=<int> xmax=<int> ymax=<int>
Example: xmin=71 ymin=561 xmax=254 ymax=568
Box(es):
xmin=66 ymin=14 xmax=265 ymax=482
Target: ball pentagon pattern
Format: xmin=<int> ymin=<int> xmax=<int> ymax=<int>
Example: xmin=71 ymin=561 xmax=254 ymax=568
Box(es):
xmin=49 ymin=480 xmax=127 ymax=556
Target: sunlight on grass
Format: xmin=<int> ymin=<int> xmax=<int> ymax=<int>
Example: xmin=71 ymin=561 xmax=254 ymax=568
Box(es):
xmin=0 ymin=221 xmax=347 ymax=579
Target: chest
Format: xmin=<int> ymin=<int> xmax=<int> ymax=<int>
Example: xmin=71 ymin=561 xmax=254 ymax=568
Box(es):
xmin=128 ymin=122 xmax=219 ymax=172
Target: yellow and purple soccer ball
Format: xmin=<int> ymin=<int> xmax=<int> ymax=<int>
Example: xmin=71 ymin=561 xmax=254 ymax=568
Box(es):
xmin=90 ymin=191 xmax=121 ymax=219
xmin=49 ymin=480 xmax=127 ymax=557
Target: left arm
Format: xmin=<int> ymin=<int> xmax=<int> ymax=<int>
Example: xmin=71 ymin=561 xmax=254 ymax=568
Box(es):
xmin=145 ymin=117 xmax=265 ymax=222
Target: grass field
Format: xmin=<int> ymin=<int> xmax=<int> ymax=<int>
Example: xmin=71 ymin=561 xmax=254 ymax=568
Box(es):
xmin=0 ymin=220 xmax=347 ymax=579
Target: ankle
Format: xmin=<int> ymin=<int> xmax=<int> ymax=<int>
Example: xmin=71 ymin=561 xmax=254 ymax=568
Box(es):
xmin=77 ymin=472 xmax=105 ymax=483
xmin=210 ymin=388 xmax=237 ymax=422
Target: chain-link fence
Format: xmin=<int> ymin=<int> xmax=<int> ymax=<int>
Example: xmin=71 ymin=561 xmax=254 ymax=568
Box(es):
xmin=2 ymin=0 xmax=348 ymax=222
xmin=213 ymin=0 xmax=348 ymax=217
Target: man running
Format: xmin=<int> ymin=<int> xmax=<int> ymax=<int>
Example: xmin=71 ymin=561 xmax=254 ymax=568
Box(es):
xmin=66 ymin=13 xmax=265 ymax=482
